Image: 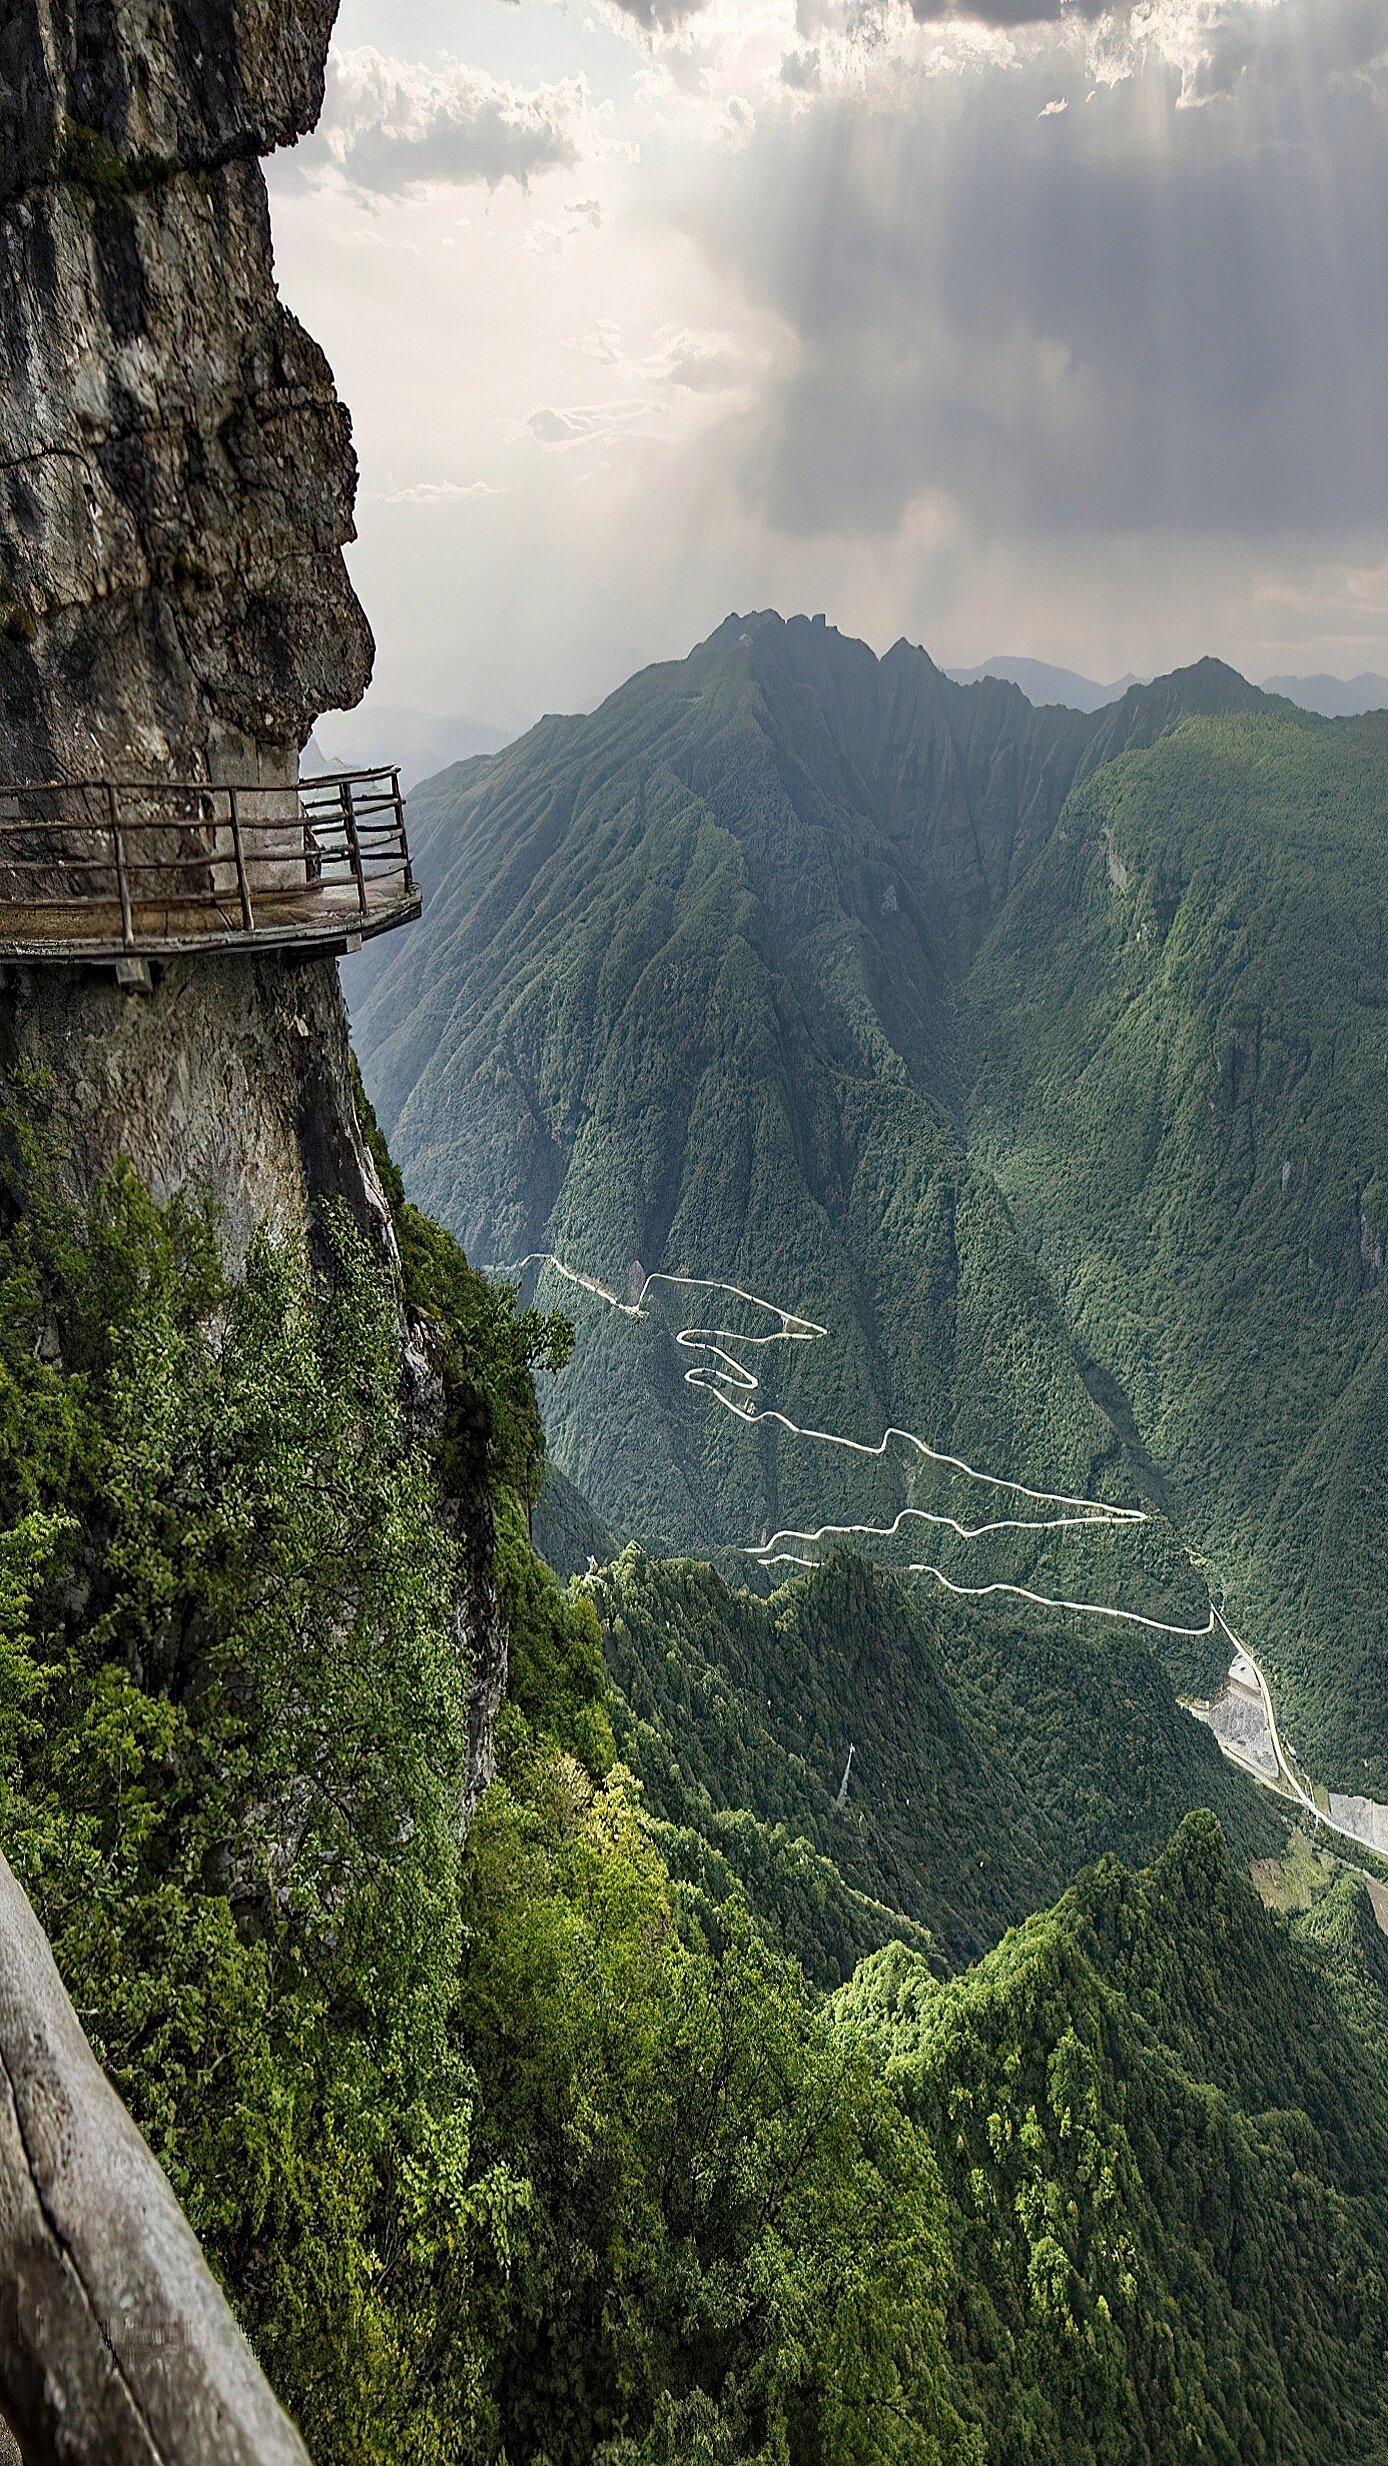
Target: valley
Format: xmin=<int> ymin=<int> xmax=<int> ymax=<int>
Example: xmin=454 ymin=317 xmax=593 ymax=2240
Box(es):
xmin=353 ymin=611 xmax=1388 ymax=1801
xmin=508 ymin=1244 xmax=1388 ymax=1888
xmin=7 ymin=0 xmax=1386 ymax=2449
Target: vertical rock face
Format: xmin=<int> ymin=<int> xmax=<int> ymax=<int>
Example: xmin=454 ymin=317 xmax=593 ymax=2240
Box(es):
xmin=2 ymin=953 xmax=396 ymax=1270
xmin=0 ymin=0 xmax=371 ymax=787
xmin=0 ymin=21 xmax=439 ymax=2442
xmin=0 ymin=1 xmax=390 ymax=1260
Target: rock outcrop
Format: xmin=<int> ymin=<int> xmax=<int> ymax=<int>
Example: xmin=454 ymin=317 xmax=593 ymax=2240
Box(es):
xmin=0 ymin=0 xmax=395 ymax=1265
xmin=0 ymin=0 xmax=371 ymax=789
xmin=3 ymin=950 xmax=394 ymax=1269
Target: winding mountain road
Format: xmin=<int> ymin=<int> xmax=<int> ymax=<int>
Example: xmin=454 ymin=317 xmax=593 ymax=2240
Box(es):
xmin=505 ymin=1253 xmax=1376 ymax=1858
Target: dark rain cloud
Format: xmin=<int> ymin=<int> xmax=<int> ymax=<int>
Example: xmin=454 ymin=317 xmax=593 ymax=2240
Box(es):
xmin=687 ymin=0 xmax=1388 ymax=543
xmin=906 ymin=1 xmax=1111 ymax=21
xmin=604 ymin=0 xmax=713 ymax=21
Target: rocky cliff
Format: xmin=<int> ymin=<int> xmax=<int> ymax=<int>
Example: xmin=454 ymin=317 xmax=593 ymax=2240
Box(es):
xmin=0 ymin=18 xmax=414 ymax=2448
xmin=0 ymin=0 xmax=370 ymax=787
xmin=0 ymin=5 xmax=509 ymax=1826
xmin=0 ymin=1 xmax=392 ymax=1265
xmin=3 ymin=950 xmax=393 ymax=1267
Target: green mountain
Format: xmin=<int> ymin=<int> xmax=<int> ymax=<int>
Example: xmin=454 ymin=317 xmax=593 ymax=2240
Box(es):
xmin=968 ymin=707 xmax=1388 ymax=1783
xmin=532 ymin=1459 xmax=619 ymax=1579
xmin=947 ymin=655 xmax=1141 ymax=710
xmin=839 ymin=1813 xmax=1388 ymax=2464
xmin=353 ymin=613 xmax=1388 ymax=1795
xmin=594 ymin=1545 xmax=1281 ymax=1982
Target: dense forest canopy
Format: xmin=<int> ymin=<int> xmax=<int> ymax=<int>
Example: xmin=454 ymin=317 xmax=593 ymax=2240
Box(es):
xmin=3 ymin=1067 xmax=1386 ymax=2462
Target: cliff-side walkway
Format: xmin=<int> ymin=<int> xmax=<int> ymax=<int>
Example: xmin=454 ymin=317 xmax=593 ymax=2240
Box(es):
xmin=0 ymin=771 xmax=418 ymax=962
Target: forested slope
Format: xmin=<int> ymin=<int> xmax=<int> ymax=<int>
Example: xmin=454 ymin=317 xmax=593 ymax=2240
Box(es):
xmin=840 ymin=1813 xmax=1388 ymax=2465
xmin=969 ymin=709 xmax=1388 ymax=1781
xmin=353 ymin=614 xmax=1388 ymax=1791
xmin=351 ymin=619 xmax=1224 ymax=1653
xmin=350 ymin=614 xmax=1101 ymax=1566
xmin=0 ymin=1097 xmax=970 ymax=2463
xmin=4 ymin=1077 xmax=1385 ymax=2464
xmin=594 ymin=1545 xmax=1279 ymax=1979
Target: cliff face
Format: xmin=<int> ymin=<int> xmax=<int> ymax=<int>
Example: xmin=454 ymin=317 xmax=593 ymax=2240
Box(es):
xmin=0 ymin=0 xmax=371 ymax=787
xmin=0 ymin=12 xmax=448 ymax=2452
xmin=0 ymin=0 xmax=387 ymax=1258
xmin=0 ymin=8 xmax=510 ymax=1822
xmin=3 ymin=953 xmax=394 ymax=1269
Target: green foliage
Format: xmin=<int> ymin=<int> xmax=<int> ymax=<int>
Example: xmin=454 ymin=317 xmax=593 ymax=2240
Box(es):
xmin=970 ymin=708 xmax=1388 ymax=1781
xmin=0 ymin=1114 xmax=970 ymax=2463
xmin=0 ymin=1155 xmax=475 ymax=2449
xmin=844 ymin=1814 xmax=1388 ymax=2464
xmin=457 ymin=1759 xmax=973 ymax=2465
xmin=355 ymin=1054 xmax=571 ymax=1505
xmin=401 ymin=1201 xmax=572 ymax=1506
xmin=593 ymin=1545 xmax=1280 ymax=1981
xmin=532 ymin=1458 xmax=620 ymax=1580
xmin=59 ymin=117 xmax=172 ymax=196
xmin=1290 ymin=1872 xmax=1388 ymax=2041
xmin=495 ymin=1490 xmax=616 ymax=1774
xmin=1250 ymin=1826 xmax=1337 ymax=1916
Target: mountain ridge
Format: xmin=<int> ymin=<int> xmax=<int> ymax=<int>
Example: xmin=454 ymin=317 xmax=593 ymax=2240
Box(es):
xmin=352 ymin=610 xmax=1388 ymax=1791
xmin=595 ymin=1542 xmax=1280 ymax=1981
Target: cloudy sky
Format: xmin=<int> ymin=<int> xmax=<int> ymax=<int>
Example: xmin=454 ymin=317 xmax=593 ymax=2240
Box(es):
xmin=267 ymin=0 xmax=1388 ymax=728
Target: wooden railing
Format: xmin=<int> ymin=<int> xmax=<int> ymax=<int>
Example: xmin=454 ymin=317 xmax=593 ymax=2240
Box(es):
xmin=0 ymin=1850 xmax=311 ymax=2464
xmin=0 ymin=771 xmax=418 ymax=961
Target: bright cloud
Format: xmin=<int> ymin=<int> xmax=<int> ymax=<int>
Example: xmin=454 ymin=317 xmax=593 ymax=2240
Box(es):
xmin=315 ymin=48 xmax=597 ymax=194
xmin=266 ymin=0 xmax=1388 ymax=724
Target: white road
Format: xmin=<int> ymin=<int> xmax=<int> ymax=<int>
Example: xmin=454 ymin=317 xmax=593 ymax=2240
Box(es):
xmin=502 ymin=1252 xmax=1382 ymax=1863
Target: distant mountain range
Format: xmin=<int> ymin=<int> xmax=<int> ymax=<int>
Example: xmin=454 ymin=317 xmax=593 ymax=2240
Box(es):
xmin=946 ymin=655 xmax=1144 ymax=710
xmin=317 ymin=667 xmax=1388 ymax=789
xmin=951 ymin=654 xmax=1388 ymax=718
xmin=1263 ymin=670 xmax=1388 ymax=716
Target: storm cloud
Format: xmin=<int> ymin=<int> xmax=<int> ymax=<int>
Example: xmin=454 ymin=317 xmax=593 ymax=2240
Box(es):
xmin=905 ymin=1 xmax=1110 ymax=21
xmin=267 ymin=0 xmax=1388 ymax=723
xmin=691 ymin=0 xmax=1388 ymax=542
xmin=601 ymin=0 xmax=713 ymax=23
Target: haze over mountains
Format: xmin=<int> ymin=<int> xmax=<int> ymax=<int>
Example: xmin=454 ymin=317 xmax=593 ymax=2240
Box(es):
xmin=314 ymin=700 xmax=525 ymax=791
xmin=950 ymin=656 xmax=1388 ymax=717
xmin=1262 ymin=672 xmax=1388 ymax=717
xmin=946 ymin=656 xmax=1144 ymax=710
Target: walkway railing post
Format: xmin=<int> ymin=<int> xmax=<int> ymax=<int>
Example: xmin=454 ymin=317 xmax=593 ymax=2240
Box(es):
xmin=341 ymin=780 xmax=369 ymax=919
xmin=107 ymin=783 xmax=134 ymax=950
xmin=394 ymin=769 xmax=414 ymax=893
xmin=226 ymin=786 xmax=255 ymax=936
